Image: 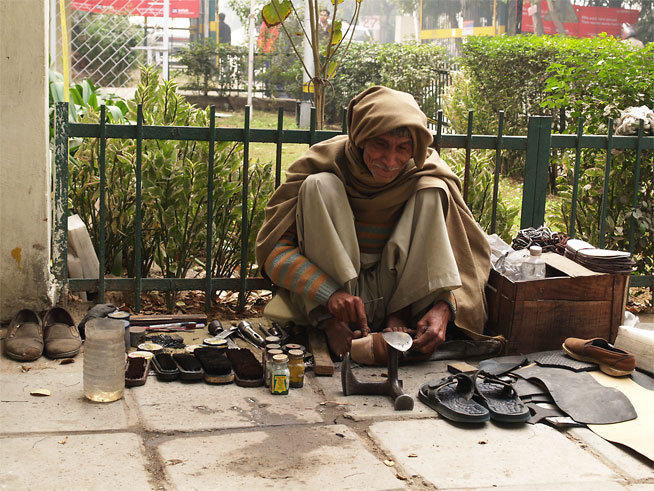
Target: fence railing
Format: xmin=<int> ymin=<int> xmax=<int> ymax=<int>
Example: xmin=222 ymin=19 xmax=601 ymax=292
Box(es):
xmin=53 ymin=102 xmax=654 ymax=313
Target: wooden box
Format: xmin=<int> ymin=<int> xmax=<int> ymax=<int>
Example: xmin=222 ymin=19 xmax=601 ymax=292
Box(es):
xmin=485 ymin=253 xmax=629 ymax=355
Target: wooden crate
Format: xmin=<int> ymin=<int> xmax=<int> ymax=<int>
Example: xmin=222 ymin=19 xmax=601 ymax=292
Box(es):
xmin=485 ymin=253 xmax=629 ymax=355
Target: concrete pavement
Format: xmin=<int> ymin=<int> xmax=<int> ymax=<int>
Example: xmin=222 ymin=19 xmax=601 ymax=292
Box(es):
xmin=1 ymin=317 xmax=653 ymax=490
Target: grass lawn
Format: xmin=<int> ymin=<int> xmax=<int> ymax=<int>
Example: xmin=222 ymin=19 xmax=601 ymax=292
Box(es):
xmin=214 ymin=107 xmax=343 ymax=174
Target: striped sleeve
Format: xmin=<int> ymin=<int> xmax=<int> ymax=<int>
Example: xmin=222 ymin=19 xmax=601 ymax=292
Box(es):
xmin=264 ymin=227 xmax=340 ymax=305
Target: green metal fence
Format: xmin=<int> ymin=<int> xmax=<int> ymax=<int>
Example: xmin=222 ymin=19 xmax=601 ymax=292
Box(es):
xmin=53 ymin=102 xmax=654 ymax=313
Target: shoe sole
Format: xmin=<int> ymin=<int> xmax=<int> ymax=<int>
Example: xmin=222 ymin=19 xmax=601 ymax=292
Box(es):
xmin=5 ymin=350 xmax=42 ymax=362
xmin=45 ymin=348 xmax=81 ymax=359
xmin=562 ymin=343 xmax=634 ymax=377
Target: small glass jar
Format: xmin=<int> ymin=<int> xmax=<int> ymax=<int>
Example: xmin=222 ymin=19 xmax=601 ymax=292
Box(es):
xmin=287 ymin=349 xmax=305 ymax=388
xmin=265 ymin=348 xmax=284 ymax=388
xmin=283 ymin=343 xmax=305 ymax=354
xmin=264 ymin=335 xmax=281 ymax=345
xmin=270 ymin=354 xmax=290 ymax=395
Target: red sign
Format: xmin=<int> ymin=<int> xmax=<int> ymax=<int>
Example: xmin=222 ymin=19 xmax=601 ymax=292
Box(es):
xmin=522 ymin=2 xmax=639 ymax=38
xmin=71 ymin=0 xmax=200 ymax=18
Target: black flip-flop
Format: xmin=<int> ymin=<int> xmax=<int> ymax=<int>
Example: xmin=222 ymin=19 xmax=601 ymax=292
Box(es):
xmin=418 ymin=373 xmax=490 ymax=423
xmin=473 ymin=371 xmax=530 ymax=423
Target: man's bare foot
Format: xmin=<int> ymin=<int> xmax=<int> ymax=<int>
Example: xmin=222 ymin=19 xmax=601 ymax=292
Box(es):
xmin=382 ymin=308 xmax=413 ymax=333
xmin=321 ymin=317 xmax=357 ymax=359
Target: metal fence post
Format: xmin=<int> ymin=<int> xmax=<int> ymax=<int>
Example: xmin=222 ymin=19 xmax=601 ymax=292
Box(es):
xmin=53 ymin=102 xmax=69 ymax=284
xmin=521 ymin=116 xmax=552 ymax=229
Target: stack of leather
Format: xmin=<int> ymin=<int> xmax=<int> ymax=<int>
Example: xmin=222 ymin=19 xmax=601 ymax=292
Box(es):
xmin=564 ymin=239 xmax=635 ymax=274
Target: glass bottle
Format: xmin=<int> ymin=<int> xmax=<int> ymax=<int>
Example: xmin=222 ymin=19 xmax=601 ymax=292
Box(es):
xmin=521 ymin=245 xmax=546 ymax=281
xmin=83 ymin=318 xmax=126 ymax=402
xmin=287 ymin=349 xmax=305 ymax=388
xmin=265 ymin=347 xmax=283 ymax=388
xmin=270 ymin=353 xmax=290 ymax=395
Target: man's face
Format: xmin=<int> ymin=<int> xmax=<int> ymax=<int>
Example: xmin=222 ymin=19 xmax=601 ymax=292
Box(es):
xmin=361 ymin=131 xmax=413 ymax=184
xmin=320 ymin=11 xmax=329 ymax=25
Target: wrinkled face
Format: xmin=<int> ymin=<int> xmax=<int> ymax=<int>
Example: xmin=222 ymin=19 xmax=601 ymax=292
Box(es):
xmin=361 ymin=131 xmax=413 ymax=183
xmin=320 ymin=10 xmax=329 ymax=25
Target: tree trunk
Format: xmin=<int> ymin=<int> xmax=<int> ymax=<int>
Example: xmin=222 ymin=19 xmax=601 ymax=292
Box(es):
xmin=546 ymin=0 xmax=566 ymax=35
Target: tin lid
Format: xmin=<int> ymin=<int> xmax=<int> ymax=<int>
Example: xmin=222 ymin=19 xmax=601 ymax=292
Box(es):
xmin=108 ymin=310 xmax=130 ymax=320
xmin=272 ymin=354 xmax=288 ymax=363
xmin=267 ymin=349 xmax=284 ymax=356
xmin=265 ymin=343 xmax=282 ymax=351
xmin=129 ymin=326 xmax=146 ymax=334
xmin=138 ymin=342 xmax=163 ymax=352
xmin=203 ymin=337 xmax=228 ymax=347
xmin=288 ymin=349 xmax=304 ymax=358
xmin=284 ymin=343 xmax=305 ymax=352
xmin=264 ymin=336 xmax=281 ymax=344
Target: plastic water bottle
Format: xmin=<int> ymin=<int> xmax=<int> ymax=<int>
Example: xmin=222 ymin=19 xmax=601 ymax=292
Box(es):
xmin=521 ymin=245 xmax=546 ymax=281
xmin=83 ymin=318 xmax=125 ymax=402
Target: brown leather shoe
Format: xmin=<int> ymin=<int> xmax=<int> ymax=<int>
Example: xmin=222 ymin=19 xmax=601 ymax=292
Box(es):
xmin=563 ymin=337 xmax=636 ymax=376
xmin=5 ymin=309 xmax=43 ymax=361
xmin=43 ymin=307 xmax=81 ymax=358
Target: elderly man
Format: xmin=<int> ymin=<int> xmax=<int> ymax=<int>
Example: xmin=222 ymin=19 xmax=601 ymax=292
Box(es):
xmin=255 ymin=86 xmax=490 ymax=360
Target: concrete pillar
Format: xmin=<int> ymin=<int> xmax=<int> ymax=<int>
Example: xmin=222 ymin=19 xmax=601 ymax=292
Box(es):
xmin=0 ymin=0 xmax=55 ymax=321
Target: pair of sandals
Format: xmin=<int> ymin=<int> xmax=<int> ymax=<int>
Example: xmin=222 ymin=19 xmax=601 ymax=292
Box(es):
xmin=418 ymin=370 xmax=530 ymax=424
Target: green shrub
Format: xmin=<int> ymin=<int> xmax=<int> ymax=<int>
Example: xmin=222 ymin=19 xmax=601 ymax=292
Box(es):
xmin=451 ymin=34 xmax=653 ymax=273
xmin=69 ymin=67 xmax=274 ymax=307
xmin=324 ymin=42 xmax=447 ymax=123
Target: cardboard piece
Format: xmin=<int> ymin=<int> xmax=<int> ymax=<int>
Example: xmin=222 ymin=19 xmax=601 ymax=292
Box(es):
xmin=588 ymin=371 xmax=654 ymax=461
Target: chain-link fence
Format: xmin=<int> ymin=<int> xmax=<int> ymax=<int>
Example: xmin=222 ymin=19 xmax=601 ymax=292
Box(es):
xmin=51 ymin=0 xmax=207 ymax=88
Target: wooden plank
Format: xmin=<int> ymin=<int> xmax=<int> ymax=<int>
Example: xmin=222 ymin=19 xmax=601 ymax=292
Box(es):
xmin=306 ymin=327 xmax=334 ymax=376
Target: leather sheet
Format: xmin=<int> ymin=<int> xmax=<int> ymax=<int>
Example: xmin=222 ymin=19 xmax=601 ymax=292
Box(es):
xmin=587 ymin=371 xmax=654 ymax=461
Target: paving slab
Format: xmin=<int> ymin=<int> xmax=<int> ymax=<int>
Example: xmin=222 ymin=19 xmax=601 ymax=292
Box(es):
xmin=158 ymin=424 xmax=404 ymax=490
xmin=132 ymin=373 xmax=324 ymax=432
xmin=0 ymin=432 xmax=151 ymax=490
xmin=368 ymin=419 xmax=623 ymax=490
xmin=312 ymin=359 xmax=452 ymax=421
xmin=0 ymin=354 xmax=135 ymax=433
xmin=565 ymin=428 xmax=654 ymax=481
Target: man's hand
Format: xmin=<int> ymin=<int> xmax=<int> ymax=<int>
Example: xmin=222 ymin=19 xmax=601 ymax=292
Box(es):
xmin=322 ymin=318 xmax=356 ymax=359
xmin=326 ymin=290 xmax=370 ymax=338
xmin=410 ymin=301 xmax=451 ymax=355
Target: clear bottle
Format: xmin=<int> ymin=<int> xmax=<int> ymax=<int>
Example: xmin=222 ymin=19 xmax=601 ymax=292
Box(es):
xmin=521 ymin=245 xmax=546 ymax=281
xmin=265 ymin=347 xmax=283 ymax=388
xmin=270 ymin=353 xmax=290 ymax=395
xmin=83 ymin=318 xmax=126 ymax=402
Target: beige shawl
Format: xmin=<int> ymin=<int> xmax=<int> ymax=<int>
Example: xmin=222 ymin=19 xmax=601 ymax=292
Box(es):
xmin=255 ymin=86 xmax=491 ymax=336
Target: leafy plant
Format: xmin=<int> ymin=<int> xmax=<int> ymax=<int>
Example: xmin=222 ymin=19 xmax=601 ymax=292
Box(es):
xmin=325 ymin=42 xmax=447 ymax=123
xmin=68 ymin=67 xmax=275 ymax=308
